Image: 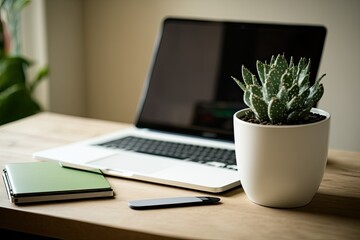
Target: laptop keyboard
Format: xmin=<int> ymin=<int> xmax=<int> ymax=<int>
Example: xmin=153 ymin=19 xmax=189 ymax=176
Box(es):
xmin=95 ymin=136 xmax=237 ymax=171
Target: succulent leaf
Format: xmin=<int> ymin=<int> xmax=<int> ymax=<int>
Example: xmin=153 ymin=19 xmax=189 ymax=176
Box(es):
xmin=299 ymin=70 xmax=310 ymax=88
xmin=268 ymin=97 xmax=287 ymax=123
xmin=243 ymin=90 xmax=251 ymax=107
xmin=274 ymin=54 xmax=288 ymax=76
xmin=297 ymin=57 xmax=307 ymax=74
xmin=264 ymin=80 xmax=276 ymax=101
xmin=299 ymin=74 xmax=310 ymax=91
xmin=313 ymin=73 xmax=326 ymax=89
xmin=287 ymin=107 xmax=311 ymax=123
xmin=252 ymin=74 xmax=260 ymax=86
xmin=250 ymin=94 xmax=269 ymax=121
xmin=309 ymin=83 xmax=324 ymax=105
xmin=289 ymin=56 xmax=294 ymax=68
xmin=270 ymin=55 xmax=275 ymax=65
xmin=280 ymin=70 xmax=293 ymax=89
xmin=267 ymin=68 xmax=281 ymax=92
xmin=287 ymin=109 xmax=302 ymax=123
xmin=277 ymin=86 xmax=288 ymax=103
xmin=300 ymin=107 xmax=312 ymax=119
xmin=242 ymin=66 xmax=255 ymax=85
xmin=249 ymin=84 xmax=262 ymax=98
xmin=232 ymin=76 xmax=246 ymax=92
xmin=287 ymin=84 xmax=299 ymax=100
xmin=288 ymin=89 xmax=310 ymax=112
xmin=256 ymin=60 xmax=266 ymax=84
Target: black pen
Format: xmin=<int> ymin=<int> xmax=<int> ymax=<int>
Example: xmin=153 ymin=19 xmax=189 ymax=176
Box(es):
xmin=129 ymin=196 xmax=221 ymax=210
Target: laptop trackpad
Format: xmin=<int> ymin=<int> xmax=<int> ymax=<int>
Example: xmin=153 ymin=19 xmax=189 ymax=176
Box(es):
xmin=89 ymin=152 xmax=176 ymax=174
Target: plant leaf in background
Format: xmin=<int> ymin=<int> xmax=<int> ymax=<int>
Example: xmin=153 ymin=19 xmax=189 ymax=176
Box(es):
xmin=0 ymin=0 xmax=48 ymax=125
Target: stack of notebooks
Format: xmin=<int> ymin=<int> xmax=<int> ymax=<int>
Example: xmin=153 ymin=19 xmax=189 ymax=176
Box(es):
xmin=2 ymin=162 xmax=114 ymax=204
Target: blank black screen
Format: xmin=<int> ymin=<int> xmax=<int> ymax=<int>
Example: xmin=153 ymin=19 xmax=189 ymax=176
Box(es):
xmin=136 ymin=18 xmax=326 ymax=141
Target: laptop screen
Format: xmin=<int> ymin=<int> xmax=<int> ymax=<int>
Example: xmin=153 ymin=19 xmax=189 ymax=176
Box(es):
xmin=136 ymin=18 xmax=326 ymax=141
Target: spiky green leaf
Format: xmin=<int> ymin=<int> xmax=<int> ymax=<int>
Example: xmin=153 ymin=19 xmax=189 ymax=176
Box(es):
xmin=249 ymin=84 xmax=263 ymax=98
xmin=289 ymin=56 xmax=294 ymax=68
xmin=256 ymin=60 xmax=266 ymax=84
xmin=264 ymin=80 xmax=276 ymax=101
xmin=267 ymin=69 xmax=279 ymax=92
xmin=232 ymin=76 xmax=246 ymax=92
xmin=287 ymin=84 xmax=299 ymax=100
xmin=250 ymin=94 xmax=269 ymax=121
xmin=288 ymin=89 xmax=310 ymax=112
xmin=274 ymin=54 xmax=288 ymax=76
xmin=243 ymin=90 xmax=251 ymax=108
xmin=287 ymin=109 xmax=302 ymax=123
xmin=298 ymin=61 xmax=310 ymax=87
xmin=309 ymin=83 xmax=324 ymax=105
xmin=287 ymin=107 xmax=311 ymax=123
xmin=280 ymin=70 xmax=293 ymax=89
xmin=299 ymin=74 xmax=310 ymax=90
xmin=297 ymin=58 xmax=307 ymax=73
xmin=313 ymin=73 xmax=326 ymax=89
xmin=277 ymin=86 xmax=288 ymax=103
xmin=242 ymin=66 xmax=255 ymax=86
xmin=268 ymin=97 xmax=287 ymax=124
xmin=270 ymin=55 xmax=275 ymax=65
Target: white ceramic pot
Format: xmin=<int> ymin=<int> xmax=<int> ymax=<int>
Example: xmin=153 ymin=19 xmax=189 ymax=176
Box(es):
xmin=233 ymin=108 xmax=330 ymax=208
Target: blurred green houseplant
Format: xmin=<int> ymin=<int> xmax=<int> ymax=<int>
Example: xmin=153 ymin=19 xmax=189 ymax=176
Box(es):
xmin=0 ymin=0 xmax=48 ymax=125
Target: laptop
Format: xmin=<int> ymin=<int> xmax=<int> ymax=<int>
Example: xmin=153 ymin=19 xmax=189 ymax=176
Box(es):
xmin=33 ymin=18 xmax=326 ymax=193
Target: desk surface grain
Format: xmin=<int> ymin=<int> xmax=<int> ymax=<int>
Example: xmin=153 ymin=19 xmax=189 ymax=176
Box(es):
xmin=0 ymin=112 xmax=359 ymax=240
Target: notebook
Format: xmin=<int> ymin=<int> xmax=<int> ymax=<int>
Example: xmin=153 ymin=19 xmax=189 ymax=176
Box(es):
xmin=33 ymin=18 xmax=326 ymax=193
xmin=2 ymin=162 xmax=114 ymax=204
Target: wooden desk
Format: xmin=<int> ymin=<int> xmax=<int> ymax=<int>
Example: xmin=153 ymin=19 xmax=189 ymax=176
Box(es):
xmin=0 ymin=113 xmax=359 ymax=239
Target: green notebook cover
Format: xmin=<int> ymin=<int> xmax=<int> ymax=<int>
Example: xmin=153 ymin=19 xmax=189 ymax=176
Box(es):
xmin=2 ymin=162 xmax=114 ymax=204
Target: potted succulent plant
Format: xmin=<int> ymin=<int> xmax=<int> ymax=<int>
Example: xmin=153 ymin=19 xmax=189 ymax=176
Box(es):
xmin=232 ymin=54 xmax=330 ymax=208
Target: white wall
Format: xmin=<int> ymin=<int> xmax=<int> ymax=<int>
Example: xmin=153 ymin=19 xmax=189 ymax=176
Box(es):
xmin=41 ymin=0 xmax=359 ymax=151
